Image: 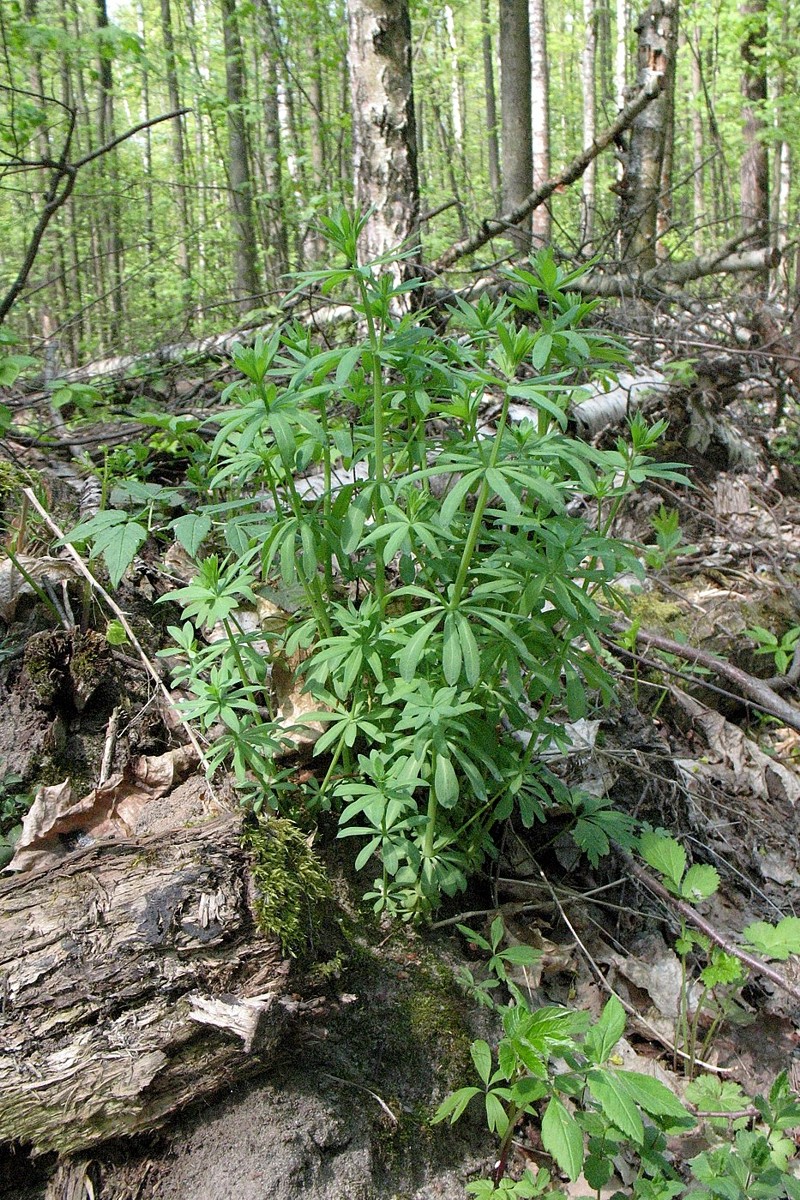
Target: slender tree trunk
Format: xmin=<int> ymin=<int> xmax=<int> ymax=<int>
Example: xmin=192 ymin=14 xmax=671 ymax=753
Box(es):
xmin=95 ymin=0 xmax=124 ymax=343
xmin=689 ymin=27 xmax=706 ymax=255
xmin=581 ymin=0 xmax=597 ymax=248
xmin=220 ymin=0 xmax=260 ymax=305
xmin=347 ymin=0 xmax=419 ymax=266
xmin=137 ymin=4 xmax=159 ymax=314
xmin=739 ymin=0 xmax=769 ymax=245
xmin=257 ymin=0 xmax=289 ymax=278
xmin=444 ymin=5 xmax=466 ymax=178
xmin=481 ymin=0 xmax=501 ymax=211
xmin=160 ymin=0 xmax=192 ymax=318
xmin=499 ymin=0 xmax=533 ymax=253
xmin=617 ymin=0 xmax=677 ymax=268
xmin=431 ymin=100 xmax=469 ymax=240
xmin=529 ymin=0 xmax=550 ymax=245
xmin=656 ymin=0 xmax=677 ymax=258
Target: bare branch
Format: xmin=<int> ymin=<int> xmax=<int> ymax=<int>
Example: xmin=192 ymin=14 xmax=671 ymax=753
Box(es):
xmin=0 ymin=108 xmax=189 ymax=326
xmin=433 ymin=78 xmax=663 ymax=270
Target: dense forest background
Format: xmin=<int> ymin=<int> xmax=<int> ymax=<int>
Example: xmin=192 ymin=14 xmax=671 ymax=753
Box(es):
xmin=0 ymin=0 xmax=794 ymax=363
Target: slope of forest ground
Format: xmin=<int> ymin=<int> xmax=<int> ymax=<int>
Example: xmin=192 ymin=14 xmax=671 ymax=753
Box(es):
xmin=4 ymin=287 xmax=800 ymax=1200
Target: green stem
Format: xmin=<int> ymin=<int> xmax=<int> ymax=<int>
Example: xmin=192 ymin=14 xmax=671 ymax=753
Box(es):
xmin=356 ymin=275 xmax=388 ymax=613
xmin=449 ymin=388 xmax=511 ymax=611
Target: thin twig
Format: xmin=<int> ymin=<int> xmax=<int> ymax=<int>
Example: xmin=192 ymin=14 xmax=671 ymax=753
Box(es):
xmin=23 ymin=488 xmax=211 ymax=776
xmin=536 ymin=865 xmax=729 ymax=1073
xmin=623 ymin=853 xmax=800 ymax=1005
xmin=319 ymin=1072 xmax=398 ymax=1125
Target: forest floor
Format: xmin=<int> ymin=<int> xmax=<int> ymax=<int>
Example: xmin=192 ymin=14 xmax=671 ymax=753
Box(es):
xmin=4 ymin=304 xmax=800 ymax=1199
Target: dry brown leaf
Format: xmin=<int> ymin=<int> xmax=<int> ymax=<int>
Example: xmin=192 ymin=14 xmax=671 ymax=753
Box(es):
xmin=7 ymin=745 xmax=200 ymax=873
xmin=0 ymin=555 xmax=79 ymax=621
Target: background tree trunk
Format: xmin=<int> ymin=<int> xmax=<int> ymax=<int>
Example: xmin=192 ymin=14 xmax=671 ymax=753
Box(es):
xmin=221 ymin=0 xmax=260 ymax=304
xmin=529 ymin=0 xmax=550 ymax=246
xmin=499 ymin=0 xmax=533 ymax=253
xmin=347 ymin=0 xmax=419 ymax=265
xmin=617 ymin=0 xmax=677 ymax=269
xmin=481 ymin=0 xmax=502 ymax=212
xmin=739 ymin=0 xmax=769 ymax=246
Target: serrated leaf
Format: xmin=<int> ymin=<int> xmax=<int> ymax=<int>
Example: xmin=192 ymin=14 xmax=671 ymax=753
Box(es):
xmin=615 ymin=1070 xmax=689 ymax=1121
xmin=541 ymin=1095 xmax=584 ymax=1181
xmin=470 ymin=1039 xmax=493 ymax=1085
xmin=583 ymin=995 xmax=626 ymax=1065
xmin=743 ymin=916 xmax=800 ymax=961
xmin=100 ymin=520 xmax=147 ymax=587
xmin=431 ymin=1086 xmax=481 ymax=1125
xmin=639 ymin=832 xmax=686 ymax=890
xmin=587 ymin=1069 xmax=644 ymax=1143
xmin=172 ymin=512 xmax=212 ymax=557
xmin=680 ymin=864 xmax=720 ymax=902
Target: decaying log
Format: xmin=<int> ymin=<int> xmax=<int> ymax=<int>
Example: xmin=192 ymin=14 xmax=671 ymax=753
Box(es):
xmin=0 ymin=812 xmax=291 ymax=1156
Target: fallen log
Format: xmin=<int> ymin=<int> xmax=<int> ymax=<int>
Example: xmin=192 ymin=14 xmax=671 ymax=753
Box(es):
xmin=0 ymin=812 xmax=293 ymax=1157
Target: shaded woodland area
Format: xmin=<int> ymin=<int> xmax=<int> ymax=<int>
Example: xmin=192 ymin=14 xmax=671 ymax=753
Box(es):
xmin=5 ymin=0 xmax=800 ymax=1198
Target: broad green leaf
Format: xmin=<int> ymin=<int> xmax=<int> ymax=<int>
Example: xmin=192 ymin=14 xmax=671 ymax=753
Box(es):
xmin=615 ymin=1070 xmax=690 ymax=1121
xmin=541 ymin=1095 xmax=584 ymax=1181
xmin=99 ymin=520 xmax=148 ymax=587
xmin=583 ymin=995 xmax=626 ymax=1065
xmin=587 ymin=1069 xmax=644 ymax=1143
xmin=743 ymin=916 xmax=800 ymax=961
xmin=172 ymin=512 xmax=212 ymax=557
xmin=680 ymin=864 xmax=720 ymax=903
xmin=639 ymin=832 xmax=686 ymax=891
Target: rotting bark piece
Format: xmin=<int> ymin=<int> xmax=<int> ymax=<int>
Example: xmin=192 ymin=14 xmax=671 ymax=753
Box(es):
xmin=0 ymin=812 xmax=290 ymax=1156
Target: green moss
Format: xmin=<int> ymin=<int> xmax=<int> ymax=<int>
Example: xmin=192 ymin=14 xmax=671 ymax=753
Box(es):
xmin=242 ymin=815 xmax=331 ymax=958
xmin=629 ymin=593 xmax=683 ymax=631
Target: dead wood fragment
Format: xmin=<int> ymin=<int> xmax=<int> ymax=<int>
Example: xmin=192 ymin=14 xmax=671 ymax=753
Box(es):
xmin=0 ymin=812 xmax=291 ymax=1156
xmin=613 ymin=620 xmax=800 ymax=733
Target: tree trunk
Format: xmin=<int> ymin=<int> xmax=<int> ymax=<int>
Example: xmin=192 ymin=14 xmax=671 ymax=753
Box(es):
xmin=499 ymin=0 xmax=533 ymax=253
xmin=617 ymin=0 xmax=677 ymax=269
xmin=529 ymin=0 xmax=550 ymax=245
xmin=347 ymin=0 xmax=419 ymax=266
xmin=740 ymin=0 xmax=769 ymax=244
xmin=258 ymin=0 xmax=289 ymax=278
xmin=220 ymin=0 xmax=260 ymax=305
xmin=95 ymin=0 xmax=124 ymax=344
xmin=689 ymin=27 xmax=706 ymax=256
xmin=160 ymin=0 xmax=192 ymax=318
xmin=0 ymin=813 xmax=291 ymax=1156
xmin=581 ymin=0 xmax=597 ymax=249
xmin=481 ymin=0 xmax=502 ymax=211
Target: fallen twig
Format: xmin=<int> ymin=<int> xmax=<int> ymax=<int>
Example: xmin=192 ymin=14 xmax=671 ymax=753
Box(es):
xmin=23 ymin=487 xmax=212 ymax=777
xmin=622 ymin=853 xmax=800 ymax=1006
xmin=612 ymin=620 xmax=800 ymax=734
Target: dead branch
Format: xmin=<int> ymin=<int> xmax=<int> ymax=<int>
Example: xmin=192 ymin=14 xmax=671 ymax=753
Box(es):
xmin=613 ymin=620 xmax=800 ymax=733
xmin=433 ymin=79 xmax=663 ymax=270
xmin=623 ymin=854 xmax=800 ymax=1006
xmin=0 ymin=109 xmax=189 ymax=326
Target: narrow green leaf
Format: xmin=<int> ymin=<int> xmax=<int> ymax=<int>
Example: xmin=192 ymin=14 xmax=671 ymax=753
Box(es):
xmin=435 ymin=754 xmax=459 ymax=808
xmin=470 ymin=1039 xmax=493 ymax=1086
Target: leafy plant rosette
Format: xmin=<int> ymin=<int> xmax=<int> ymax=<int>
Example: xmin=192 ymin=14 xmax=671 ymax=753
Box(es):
xmin=435 ymin=918 xmax=800 ymax=1200
xmin=81 ymin=208 xmax=687 ymax=917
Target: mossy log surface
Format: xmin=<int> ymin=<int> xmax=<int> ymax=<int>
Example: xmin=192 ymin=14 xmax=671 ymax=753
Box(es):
xmin=0 ymin=813 xmax=290 ymax=1156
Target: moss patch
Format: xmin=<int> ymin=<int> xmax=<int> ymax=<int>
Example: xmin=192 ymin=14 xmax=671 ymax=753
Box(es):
xmin=242 ymin=815 xmax=330 ymax=957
